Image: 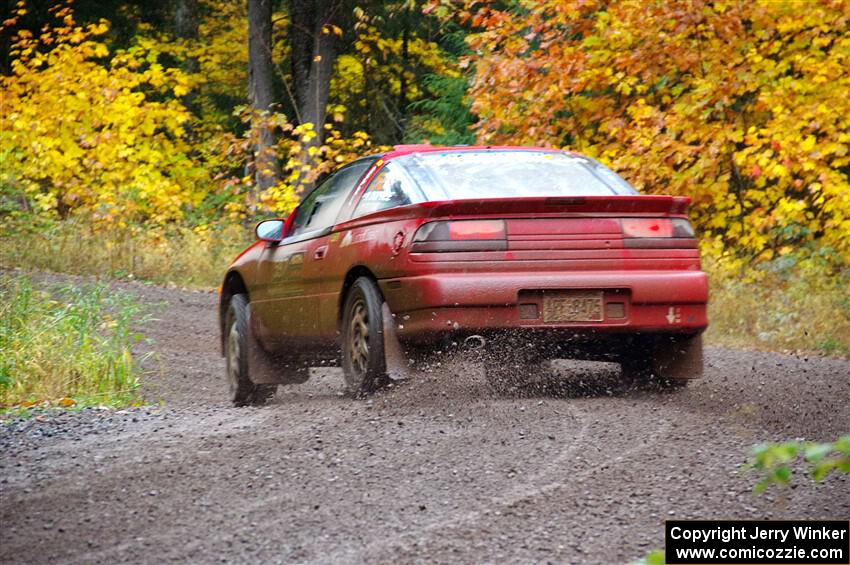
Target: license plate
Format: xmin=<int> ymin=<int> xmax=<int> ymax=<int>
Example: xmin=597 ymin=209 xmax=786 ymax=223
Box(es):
xmin=543 ymin=292 xmax=604 ymax=322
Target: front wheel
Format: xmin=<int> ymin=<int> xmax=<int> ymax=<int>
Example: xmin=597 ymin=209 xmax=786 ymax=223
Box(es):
xmin=341 ymin=278 xmax=389 ymax=397
xmin=225 ymin=294 xmax=277 ymax=406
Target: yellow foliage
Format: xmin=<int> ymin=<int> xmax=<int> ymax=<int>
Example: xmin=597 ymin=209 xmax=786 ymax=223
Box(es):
xmin=331 ymin=24 xmax=460 ymax=122
xmin=0 ymin=5 xmax=207 ymax=226
xmin=150 ymin=0 xmax=289 ymax=128
xmin=219 ymin=108 xmax=386 ymax=218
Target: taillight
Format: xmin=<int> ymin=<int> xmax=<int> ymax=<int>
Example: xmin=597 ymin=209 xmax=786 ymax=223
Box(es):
xmin=621 ymin=218 xmax=694 ymax=238
xmin=412 ymin=220 xmax=508 ymax=252
xmin=622 ymin=218 xmax=696 ymax=248
xmin=448 ymin=220 xmax=506 ymax=240
xmin=621 ymin=218 xmax=673 ymax=238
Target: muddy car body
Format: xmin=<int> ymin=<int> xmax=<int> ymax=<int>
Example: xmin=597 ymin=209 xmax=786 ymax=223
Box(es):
xmin=219 ymin=145 xmax=708 ymax=404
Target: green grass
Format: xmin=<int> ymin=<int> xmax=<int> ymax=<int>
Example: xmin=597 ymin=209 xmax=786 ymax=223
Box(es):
xmin=0 ymin=274 xmax=149 ymax=408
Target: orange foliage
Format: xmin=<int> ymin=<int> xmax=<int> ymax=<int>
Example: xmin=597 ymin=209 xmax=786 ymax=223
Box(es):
xmin=439 ymin=0 xmax=850 ymax=266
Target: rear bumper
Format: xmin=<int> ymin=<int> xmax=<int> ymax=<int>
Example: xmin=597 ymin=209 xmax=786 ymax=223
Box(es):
xmin=378 ymin=270 xmax=708 ymax=342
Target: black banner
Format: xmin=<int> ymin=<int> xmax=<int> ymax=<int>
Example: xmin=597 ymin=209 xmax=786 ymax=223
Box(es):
xmin=665 ymin=520 xmax=850 ymax=564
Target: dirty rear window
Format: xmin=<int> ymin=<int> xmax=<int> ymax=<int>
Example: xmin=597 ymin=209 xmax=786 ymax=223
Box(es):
xmin=396 ymin=151 xmax=638 ymax=200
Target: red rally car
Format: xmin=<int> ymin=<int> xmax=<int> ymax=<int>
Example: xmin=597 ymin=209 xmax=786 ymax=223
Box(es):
xmin=219 ymin=145 xmax=708 ymax=405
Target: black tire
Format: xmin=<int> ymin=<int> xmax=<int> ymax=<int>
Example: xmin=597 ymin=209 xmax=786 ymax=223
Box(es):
xmin=341 ymin=277 xmax=389 ymax=397
xmin=225 ymin=294 xmax=277 ymax=406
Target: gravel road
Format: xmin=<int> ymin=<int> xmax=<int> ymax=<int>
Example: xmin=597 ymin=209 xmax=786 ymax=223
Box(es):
xmin=1 ymin=277 xmax=848 ymax=564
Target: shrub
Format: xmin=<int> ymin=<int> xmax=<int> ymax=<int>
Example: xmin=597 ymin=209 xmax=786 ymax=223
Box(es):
xmin=0 ymin=274 xmax=148 ymax=407
xmin=748 ymin=436 xmax=850 ymax=493
xmin=706 ymin=251 xmax=850 ymax=356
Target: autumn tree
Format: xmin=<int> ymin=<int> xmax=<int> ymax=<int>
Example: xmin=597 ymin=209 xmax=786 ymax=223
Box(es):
xmin=290 ymin=0 xmax=349 ymax=143
xmin=342 ymin=1 xmax=471 ymax=145
xmin=437 ymin=0 xmax=850 ymax=267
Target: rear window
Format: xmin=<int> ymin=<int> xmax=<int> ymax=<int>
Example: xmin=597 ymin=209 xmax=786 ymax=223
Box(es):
xmin=396 ymin=150 xmax=638 ymax=200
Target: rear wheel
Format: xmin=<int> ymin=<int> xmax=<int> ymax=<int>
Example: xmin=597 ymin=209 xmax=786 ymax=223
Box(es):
xmin=341 ymin=278 xmax=389 ymax=397
xmin=225 ymin=294 xmax=277 ymax=406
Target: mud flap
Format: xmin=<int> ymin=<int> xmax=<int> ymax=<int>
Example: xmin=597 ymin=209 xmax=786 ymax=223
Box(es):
xmin=246 ymin=304 xmax=311 ymax=385
xmin=382 ymin=303 xmax=413 ymax=382
xmin=653 ymin=334 xmax=704 ymax=380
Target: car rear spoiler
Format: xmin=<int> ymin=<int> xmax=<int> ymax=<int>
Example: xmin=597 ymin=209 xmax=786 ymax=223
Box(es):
xmin=419 ymin=195 xmax=692 ymax=217
xmin=334 ymin=195 xmax=692 ymax=232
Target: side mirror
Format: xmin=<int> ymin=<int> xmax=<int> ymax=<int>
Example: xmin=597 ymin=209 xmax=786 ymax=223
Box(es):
xmin=255 ymin=219 xmax=286 ymax=242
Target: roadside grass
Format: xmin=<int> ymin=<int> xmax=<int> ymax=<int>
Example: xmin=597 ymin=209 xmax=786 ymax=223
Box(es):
xmin=0 ymin=218 xmax=250 ymax=289
xmin=0 ymin=274 xmax=150 ymax=409
xmin=706 ymin=259 xmax=850 ymax=357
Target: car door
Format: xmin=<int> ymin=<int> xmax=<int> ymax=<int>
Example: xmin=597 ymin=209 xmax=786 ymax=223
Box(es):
xmin=297 ymin=160 xmax=376 ymax=340
xmin=251 ymin=216 xmax=312 ymax=348
xmin=258 ymin=159 xmax=375 ymax=349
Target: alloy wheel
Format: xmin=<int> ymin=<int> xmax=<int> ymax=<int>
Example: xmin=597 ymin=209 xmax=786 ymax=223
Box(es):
xmin=226 ymin=321 xmax=241 ymax=397
xmin=348 ymin=299 xmax=370 ymax=376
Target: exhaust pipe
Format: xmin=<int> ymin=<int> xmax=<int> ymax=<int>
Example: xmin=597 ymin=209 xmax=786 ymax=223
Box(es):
xmin=463 ymin=335 xmax=486 ymax=351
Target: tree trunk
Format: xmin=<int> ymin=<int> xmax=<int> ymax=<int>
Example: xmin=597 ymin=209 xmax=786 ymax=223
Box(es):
xmin=174 ymin=0 xmax=200 ymax=118
xmin=287 ymin=1 xmax=346 ymax=195
xmin=396 ymin=6 xmax=410 ymax=142
xmin=290 ymin=0 xmax=344 ymax=145
xmin=290 ymin=0 xmax=315 ymax=124
xmin=174 ymin=0 xmax=200 ymax=41
xmin=248 ymin=0 xmax=280 ymax=193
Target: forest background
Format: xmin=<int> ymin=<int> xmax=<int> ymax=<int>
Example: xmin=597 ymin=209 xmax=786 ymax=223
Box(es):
xmin=1 ymin=0 xmax=849 ymax=356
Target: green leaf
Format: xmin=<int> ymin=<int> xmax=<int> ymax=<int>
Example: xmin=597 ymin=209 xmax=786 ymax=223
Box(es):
xmin=629 ymin=549 xmax=665 ymax=565
xmin=803 ymin=442 xmax=833 ymax=463
xmin=773 ymin=466 xmax=791 ymax=484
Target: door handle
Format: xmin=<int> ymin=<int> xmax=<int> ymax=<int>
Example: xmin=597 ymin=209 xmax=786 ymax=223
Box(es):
xmin=313 ymin=245 xmax=328 ymax=260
